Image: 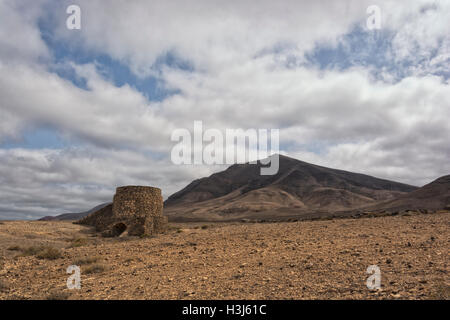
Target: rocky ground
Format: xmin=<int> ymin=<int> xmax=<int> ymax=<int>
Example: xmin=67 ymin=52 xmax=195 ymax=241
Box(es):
xmin=0 ymin=211 xmax=448 ymax=300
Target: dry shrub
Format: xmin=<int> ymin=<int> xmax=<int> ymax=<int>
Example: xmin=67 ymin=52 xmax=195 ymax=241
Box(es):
xmin=16 ymin=245 xmax=62 ymax=260
xmin=46 ymin=290 xmax=71 ymax=300
xmin=36 ymin=247 xmax=62 ymax=260
xmin=0 ymin=279 xmax=9 ymax=292
xmin=7 ymin=245 xmax=22 ymax=251
xmin=68 ymin=237 xmax=89 ymax=248
xmin=432 ymin=284 xmax=450 ymax=300
xmin=84 ymin=263 xmax=107 ymax=274
xmin=21 ymin=246 xmax=44 ymax=256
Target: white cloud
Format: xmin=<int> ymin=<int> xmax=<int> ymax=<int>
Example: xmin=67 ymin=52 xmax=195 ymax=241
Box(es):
xmin=0 ymin=62 xmax=174 ymax=150
xmin=157 ymin=62 xmax=450 ymax=187
xmin=383 ymin=0 xmax=450 ymax=76
xmin=0 ymin=0 xmax=449 ymax=219
xmin=52 ymin=0 xmax=372 ymax=75
xmin=0 ymin=0 xmax=49 ymax=64
xmin=0 ymin=147 xmax=218 ymax=219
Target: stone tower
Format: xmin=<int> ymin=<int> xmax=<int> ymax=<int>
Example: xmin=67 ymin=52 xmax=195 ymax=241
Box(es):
xmin=77 ymin=185 xmax=168 ymax=237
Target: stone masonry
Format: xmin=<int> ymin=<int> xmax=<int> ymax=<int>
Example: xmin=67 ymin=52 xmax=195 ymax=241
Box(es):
xmin=77 ymin=186 xmax=167 ymax=237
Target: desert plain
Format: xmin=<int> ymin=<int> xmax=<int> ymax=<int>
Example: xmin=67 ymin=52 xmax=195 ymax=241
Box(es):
xmin=0 ymin=211 xmax=448 ymax=300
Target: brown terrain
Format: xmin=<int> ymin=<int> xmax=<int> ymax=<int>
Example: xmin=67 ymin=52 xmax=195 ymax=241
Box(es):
xmin=0 ymin=211 xmax=449 ymax=300
xmin=366 ymin=175 xmax=450 ymax=212
xmin=42 ymin=155 xmax=449 ymax=223
xmin=3 ymin=155 xmax=448 ymax=300
xmin=164 ymin=155 xmax=436 ymax=222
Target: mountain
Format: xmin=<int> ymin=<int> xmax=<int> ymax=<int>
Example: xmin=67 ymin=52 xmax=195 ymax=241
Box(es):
xmin=366 ymin=175 xmax=450 ymax=212
xmin=38 ymin=156 xmax=447 ymax=223
xmin=38 ymin=203 xmax=111 ymax=221
xmin=164 ymin=154 xmax=418 ymax=221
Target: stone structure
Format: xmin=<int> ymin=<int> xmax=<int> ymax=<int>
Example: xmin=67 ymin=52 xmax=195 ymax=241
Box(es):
xmin=77 ymin=186 xmax=167 ymax=237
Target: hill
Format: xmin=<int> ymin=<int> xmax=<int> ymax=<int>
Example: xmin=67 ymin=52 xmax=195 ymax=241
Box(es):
xmin=366 ymin=175 xmax=450 ymax=212
xmin=38 ymin=203 xmax=111 ymax=221
xmin=164 ymin=154 xmax=418 ymax=221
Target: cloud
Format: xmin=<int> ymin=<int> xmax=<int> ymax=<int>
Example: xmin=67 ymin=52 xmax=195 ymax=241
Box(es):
xmin=51 ymin=0 xmax=372 ymax=75
xmin=43 ymin=1 xmax=449 ymax=78
xmin=0 ymin=62 xmax=174 ymax=150
xmin=157 ymin=61 xmax=450 ymax=186
xmin=0 ymin=147 xmax=219 ymax=219
xmin=0 ymin=0 xmax=449 ymax=219
xmin=384 ymin=0 xmax=450 ymax=77
xmin=0 ymin=0 xmax=50 ymax=64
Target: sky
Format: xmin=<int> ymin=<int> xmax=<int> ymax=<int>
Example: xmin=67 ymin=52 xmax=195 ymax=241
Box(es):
xmin=0 ymin=0 xmax=449 ymax=219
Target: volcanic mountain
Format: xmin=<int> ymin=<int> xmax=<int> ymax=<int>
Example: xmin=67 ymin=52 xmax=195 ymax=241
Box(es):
xmin=38 ymin=203 xmax=111 ymax=221
xmin=164 ymin=155 xmax=418 ymax=221
xmin=366 ymin=175 xmax=450 ymax=212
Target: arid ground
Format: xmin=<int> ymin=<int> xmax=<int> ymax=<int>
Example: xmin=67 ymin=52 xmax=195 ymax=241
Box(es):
xmin=0 ymin=211 xmax=448 ymax=300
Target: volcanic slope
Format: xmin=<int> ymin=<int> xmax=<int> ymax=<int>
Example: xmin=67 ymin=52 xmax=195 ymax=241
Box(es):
xmin=164 ymin=155 xmax=417 ymax=221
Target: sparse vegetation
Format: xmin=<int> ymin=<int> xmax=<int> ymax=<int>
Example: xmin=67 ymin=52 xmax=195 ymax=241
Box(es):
xmin=13 ymin=245 xmax=62 ymax=260
xmin=168 ymin=225 xmax=183 ymax=233
xmin=73 ymin=256 xmax=99 ymax=265
xmin=46 ymin=290 xmax=71 ymax=300
xmin=0 ymin=279 xmax=8 ymax=292
xmin=68 ymin=237 xmax=89 ymax=248
xmin=201 ymin=225 xmax=208 ymax=229
xmin=36 ymin=247 xmax=62 ymax=260
xmin=139 ymin=233 xmax=153 ymax=239
xmin=0 ymin=214 xmax=448 ymax=300
xmin=20 ymin=246 xmax=45 ymax=256
xmin=84 ymin=263 xmax=107 ymax=274
xmin=432 ymin=284 xmax=450 ymax=300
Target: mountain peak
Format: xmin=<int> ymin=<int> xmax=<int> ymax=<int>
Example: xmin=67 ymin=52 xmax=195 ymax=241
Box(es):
xmin=164 ymin=155 xmax=419 ymax=221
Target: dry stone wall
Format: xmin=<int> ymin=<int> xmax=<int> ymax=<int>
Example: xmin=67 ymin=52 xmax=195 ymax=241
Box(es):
xmin=77 ymin=186 xmax=167 ymax=237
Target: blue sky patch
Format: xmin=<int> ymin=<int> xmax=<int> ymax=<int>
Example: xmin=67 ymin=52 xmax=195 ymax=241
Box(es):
xmin=0 ymin=127 xmax=69 ymax=150
xmin=37 ymin=13 xmax=187 ymax=102
xmin=305 ymin=24 xmax=449 ymax=81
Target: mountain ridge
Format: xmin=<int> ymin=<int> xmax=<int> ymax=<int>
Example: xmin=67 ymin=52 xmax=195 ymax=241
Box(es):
xmin=38 ymin=155 xmax=449 ymax=222
xmin=164 ymin=154 xmax=419 ymax=221
xmin=38 ymin=202 xmax=111 ymax=221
